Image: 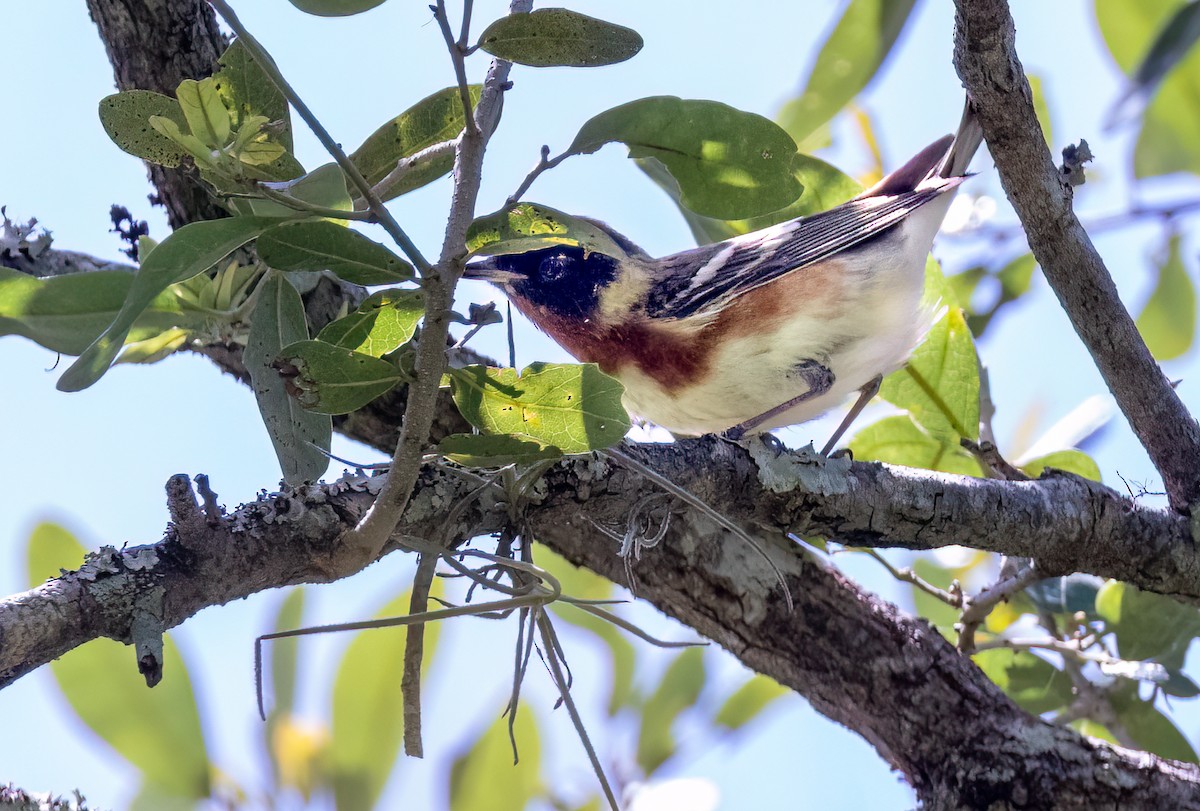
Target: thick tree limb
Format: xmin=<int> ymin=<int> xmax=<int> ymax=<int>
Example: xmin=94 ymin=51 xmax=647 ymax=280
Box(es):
xmin=6 ymin=454 xmax=1200 ymax=808
xmin=952 ymin=0 xmax=1200 ymax=512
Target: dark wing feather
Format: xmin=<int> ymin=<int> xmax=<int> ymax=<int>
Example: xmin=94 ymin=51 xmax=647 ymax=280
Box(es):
xmin=645 ymin=181 xmax=959 ymax=319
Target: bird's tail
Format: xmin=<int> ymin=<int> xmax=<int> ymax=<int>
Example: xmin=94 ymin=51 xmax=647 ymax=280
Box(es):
xmin=935 ymin=99 xmax=984 ymax=180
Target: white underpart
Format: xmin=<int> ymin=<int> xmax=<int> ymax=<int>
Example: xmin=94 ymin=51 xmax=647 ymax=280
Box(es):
xmin=619 ymin=193 xmax=955 ymax=437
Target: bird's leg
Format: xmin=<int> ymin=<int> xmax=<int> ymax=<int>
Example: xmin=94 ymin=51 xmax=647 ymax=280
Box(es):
xmin=820 ymin=374 xmax=883 ymax=456
xmin=722 ymin=359 xmax=834 ymax=441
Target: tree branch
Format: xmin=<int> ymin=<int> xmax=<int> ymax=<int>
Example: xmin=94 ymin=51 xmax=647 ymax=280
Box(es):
xmin=952 ymin=0 xmax=1200 ymax=512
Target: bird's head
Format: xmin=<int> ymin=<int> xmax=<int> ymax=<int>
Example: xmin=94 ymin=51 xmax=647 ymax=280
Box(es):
xmin=464 ymin=245 xmax=623 ymax=321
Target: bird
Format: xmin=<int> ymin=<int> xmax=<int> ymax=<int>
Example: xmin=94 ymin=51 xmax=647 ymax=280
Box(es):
xmin=465 ymin=102 xmax=984 ymax=453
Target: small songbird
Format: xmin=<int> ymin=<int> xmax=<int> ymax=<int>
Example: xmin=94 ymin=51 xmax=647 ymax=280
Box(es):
xmin=466 ymin=103 xmax=984 ymax=452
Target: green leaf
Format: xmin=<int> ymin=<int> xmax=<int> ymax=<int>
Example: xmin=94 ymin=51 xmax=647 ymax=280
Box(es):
xmin=972 ymin=649 xmax=1074 ymax=715
xmin=776 ymin=0 xmax=918 ymax=144
xmin=175 ymin=77 xmax=231 ymax=148
xmin=1021 ymin=449 xmax=1103 ymax=481
xmin=276 ymin=339 xmax=407 ymax=414
xmin=1124 ymin=0 xmax=1200 ymax=109
xmin=638 ymin=152 xmax=860 ymax=244
xmin=477 ymin=8 xmax=643 ymax=67
xmin=449 ymin=363 xmax=630 ymax=454
xmin=637 ymin=647 xmax=706 ymax=774
xmin=331 ymin=588 xmax=441 ymax=811
xmin=449 ymin=709 xmax=542 ymax=811
xmin=99 ymin=90 xmax=190 ymax=167
xmin=25 ymin=523 xmax=211 ymax=799
xmin=1136 ymin=234 xmax=1196 ymax=360
xmin=245 ymin=274 xmax=332 ymax=485
xmin=287 ymin=0 xmax=387 ymax=16
xmin=115 ymin=327 xmax=190 ymax=364
xmin=350 ymin=86 xmax=482 ymax=201
xmin=0 ymin=268 xmax=199 ymax=355
xmin=316 ymin=289 xmax=423 ymax=357
xmin=1095 ymin=580 xmax=1200 ymax=667
xmin=714 ymin=675 xmax=789 ymax=731
xmin=568 ymin=97 xmax=803 ymax=220
xmin=438 ymin=434 xmax=563 ymax=467
xmin=269 ymin=588 xmax=307 ymax=720
xmin=880 ymin=257 xmax=981 ymax=439
xmin=244 ymin=162 xmax=353 ymax=220
xmin=213 ymin=38 xmax=293 ymax=150
xmin=466 ymin=202 xmax=633 ymax=259
xmin=849 ymin=415 xmax=983 ymax=476
xmin=1111 ymin=686 xmax=1199 ymax=762
xmin=1027 ymin=73 xmax=1054 ymax=147
xmin=1096 ymin=0 xmax=1200 ymax=177
xmin=1025 ymin=575 xmax=1104 ymax=617
xmin=58 ymin=216 xmax=276 ymax=391
xmin=257 ymin=220 xmax=414 ymax=285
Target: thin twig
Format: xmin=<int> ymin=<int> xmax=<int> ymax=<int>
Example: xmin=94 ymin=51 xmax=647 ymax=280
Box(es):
xmin=507 ymin=145 xmax=572 ymax=205
xmin=206 ymin=0 xmax=431 ymax=273
xmin=369 ymin=138 xmax=459 ymax=202
xmin=435 ymin=0 xmax=480 ymax=137
xmin=958 ymin=561 xmax=1042 ymax=652
xmin=859 ymin=548 xmax=961 ymax=606
xmin=402 ymin=552 xmax=439 ymax=758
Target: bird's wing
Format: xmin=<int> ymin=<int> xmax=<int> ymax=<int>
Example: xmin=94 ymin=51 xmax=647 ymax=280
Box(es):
xmin=644 ymin=181 xmax=959 ymax=320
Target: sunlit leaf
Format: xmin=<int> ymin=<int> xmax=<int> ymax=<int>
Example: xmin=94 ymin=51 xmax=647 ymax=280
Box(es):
xmin=714 ymin=675 xmax=788 ymax=731
xmin=637 ymin=647 xmax=705 ymax=774
xmin=449 ymin=708 xmax=542 ymax=811
xmin=25 ymin=523 xmax=210 ymax=799
xmin=115 ymin=327 xmax=190 ymax=364
xmin=477 ymin=8 xmax=643 ymax=67
xmin=331 ymin=589 xmax=441 ymax=810
xmin=247 ymin=163 xmax=353 ymax=220
xmin=880 ymin=257 xmax=981 ymax=440
xmin=972 ymin=649 xmax=1073 ymax=715
xmin=245 ymin=273 xmax=332 ymax=485
xmin=1021 ymin=449 xmax=1103 ymax=481
xmin=1027 ymin=73 xmax=1054 ymax=147
xmin=848 ymin=415 xmax=982 ymax=476
xmin=287 ymin=0 xmax=387 ymax=16
xmin=1095 ymin=580 xmax=1200 ymax=668
xmin=776 ymin=0 xmax=918 ymax=144
xmin=58 ymin=216 xmax=276 ymax=391
xmin=569 ymin=97 xmax=803 ymax=220
xmin=466 ymin=202 xmax=633 ymax=259
xmin=638 ymin=152 xmax=860 ymax=244
xmin=276 ymin=339 xmax=407 ymax=414
xmin=257 ymin=220 xmax=414 ymax=285
xmin=99 ymin=90 xmax=189 ymax=167
xmin=449 ymin=363 xmax=630 ymax=453
xmin=316 ymin=289 xmax=422 ymax=357
xmin=213 ymin=38 xmax=292 ymax=150
xmin=175 ymin=78 xmax=231 ymax=148
xmin=1136 ymin=233 xmax=1195 ymax=360
xmin=350 ymin=86 xmax=482 ymax=201
xmin=0 ymin=268 xmax=199 ymax=356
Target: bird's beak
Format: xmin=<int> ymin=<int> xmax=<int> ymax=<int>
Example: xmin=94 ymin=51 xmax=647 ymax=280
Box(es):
xmin=462 ymin=256 xmax=525 ymax=285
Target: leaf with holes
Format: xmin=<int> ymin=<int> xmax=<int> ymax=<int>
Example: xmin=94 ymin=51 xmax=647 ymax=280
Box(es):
xmin=276 ymin=340 xmax=408 ymax=415
xmin=438 ymin=434 xmax=562 ymax=467
xmin=449 ymin=363 xmax=630 ymax=453
xmin=466 ymin=202 xmax=632 ymax=259
xmin=477 ymin=8 xmax=643 ymax=67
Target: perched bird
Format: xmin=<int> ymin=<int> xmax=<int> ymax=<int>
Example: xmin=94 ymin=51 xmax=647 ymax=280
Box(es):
xmin=466 ymin=103 xmax=984 ymax=452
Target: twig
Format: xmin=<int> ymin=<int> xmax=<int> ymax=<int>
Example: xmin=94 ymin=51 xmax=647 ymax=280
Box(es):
xmin=859 ymin=549 xmax=961 ymax=606
xmin=251 ymin=183 xmax=374 ymax=221
xmin=435 ymin=0 xmax=480 ymax=137
xmin=402 ymin=552 xmax=439 ymax=758
xmin=507 ymin=145 xmax=572 ymax=205
xmin=206 ymin=0 xmax=431 ymax=274
xmin=947 ymin=196 xmax=1200 ymax=245
xmin=961 ymin=438 xmax=1030 ymax=482
xmin=958 ymin=561 xmax=1042 ymax=652
xmin=370 ymin=138 xmax=459 ymax=202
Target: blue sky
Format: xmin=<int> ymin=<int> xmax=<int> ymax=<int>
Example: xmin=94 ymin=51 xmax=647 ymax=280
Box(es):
xmin=4 ymin=1 xmax=1199 ymax=809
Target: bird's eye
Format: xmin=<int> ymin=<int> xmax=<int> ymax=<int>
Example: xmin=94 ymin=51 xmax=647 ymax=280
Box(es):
xmin=538 ymin=253 xmax=573 ymax=283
